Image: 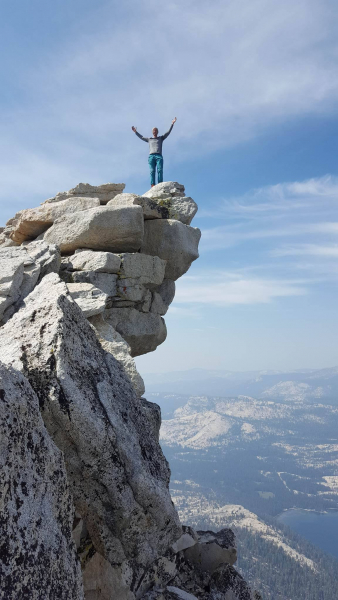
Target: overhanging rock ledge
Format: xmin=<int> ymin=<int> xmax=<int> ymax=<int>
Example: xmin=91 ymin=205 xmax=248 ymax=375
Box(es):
xmin=0 ymin=181 xmax=255 ymax=600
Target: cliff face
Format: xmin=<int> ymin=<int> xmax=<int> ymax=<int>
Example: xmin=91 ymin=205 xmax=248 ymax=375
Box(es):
xmin=0 ymin=182 xmax=254 ymax=600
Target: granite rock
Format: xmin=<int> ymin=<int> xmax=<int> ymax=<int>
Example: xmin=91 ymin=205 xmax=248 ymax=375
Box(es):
xmin=67 ymin=282 xmax=108 ymax=317
xmin=119 ymin=253 xmax=166 ymax=286
xmin=143 ymin=182 xmax=185 ymax=199
xmin=43 ymin=205 xmax=144 ymax=254
xmin=70 ymin=271 xmax=118 ymax=298
xmin=43 ymin=182 xmax=125 ymax=205
xmin=208 ymin=564 xmax=254 ymax=600
xmin=171 ymin=533 xmax=197 ymax=554
xmin=67 ymin=250 xmax=121 ymax=273
xmin=105 ymin=307 xmax=167 ymax=356
xmin=88 ymin=314 xmax=145 ymax=397
xmin=10 ymin=197 xmax=100 ymax=244
xmin=0 ymin=242 xmax=60 ymax=323
xmin=116 ymin=278 xmax=147 ymax=302
xmin=24 ymin=240 xmax=61 ymax=282
xmin=0 ymin=273 xmax=181 ymax=569
xmin=184 ymin=529 xmax=237 ymax=573
xmin=83 ymin=553 xmax=135 ymax=600
xmin=0 ymin=363 xmax=83 ymax=599
xmin=108 ymin=193 xmax=197 ymax=224
xmin=150 ymin=279 xmax=176 ymax=315
xmin=150 ymin=292 xmax=169 ymax=316
xmin=141 ymin=220 xmax=201 ymax=281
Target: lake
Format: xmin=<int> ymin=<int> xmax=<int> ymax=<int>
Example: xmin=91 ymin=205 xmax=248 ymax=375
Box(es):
xmin=277 ymin=509 xmax=338 ymax=559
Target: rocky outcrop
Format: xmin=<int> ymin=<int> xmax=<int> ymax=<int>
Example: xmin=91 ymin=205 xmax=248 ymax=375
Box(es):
xmin=0 ymin=181 xmax=199 ymax=375
xmin=0 ymin=274 xmax=181 ymax=570
xmin=0 ymin=180 xmax=254 ymax=600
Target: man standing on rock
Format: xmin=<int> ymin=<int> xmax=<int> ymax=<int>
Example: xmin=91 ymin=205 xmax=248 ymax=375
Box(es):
xmin=132 ymin=118 xmax=177 ymax=187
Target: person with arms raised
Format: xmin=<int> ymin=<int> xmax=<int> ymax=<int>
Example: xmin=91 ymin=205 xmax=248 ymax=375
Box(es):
xmin=132 ymin=118 xmax=177 ymax=187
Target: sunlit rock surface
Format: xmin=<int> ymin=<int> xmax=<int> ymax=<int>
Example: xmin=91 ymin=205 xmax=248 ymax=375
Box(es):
xmin=0 ymin=181 xmax=254 ymax=599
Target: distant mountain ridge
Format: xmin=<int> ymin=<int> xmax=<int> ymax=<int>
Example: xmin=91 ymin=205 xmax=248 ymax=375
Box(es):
xmin=143 ymin=366 xmax=338 ymax=403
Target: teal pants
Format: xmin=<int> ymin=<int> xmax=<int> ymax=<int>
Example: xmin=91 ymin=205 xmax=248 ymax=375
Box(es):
xmin=148 ymin=153 xmax=163 ymax=186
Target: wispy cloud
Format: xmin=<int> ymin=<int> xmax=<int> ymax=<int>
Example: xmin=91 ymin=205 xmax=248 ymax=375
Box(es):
xmin=174 ymin=271 xmax=307 ymax=306
xmin=273 ymin=244 xmax=338 ymax=258
xmin=1 ymin=1 xmax=338 ymax=206
xmin=201 ymin=175 xmax=338 ymax=251
xmin=201 ymin=222 xmax=338 ymax=251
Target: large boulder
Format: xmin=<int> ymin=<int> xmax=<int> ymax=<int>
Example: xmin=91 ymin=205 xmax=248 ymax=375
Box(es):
xmin=105 ymin=307 xmax=167 ymax=356
xmin=89 ymin=313 xmax=145 ymax=398
xmin=10 ymin=197 xmax=100 ymax=244
xmin=184 ymin=529 xmax=237 ymax=573
xmin=119 ymin=253 xmax=166 ymax=286
xmin=67 ymin=282 xmax=108 ymax=317
xmin=70 ymin=271 xmax=118 ymax=298
xmin=108 ymin=193 xmax=197 ymax=225
xmin=116 ymin=278 xmax=148 ymax=303
xmin=141 ymin=220 xmax=201 ymax=281
xmin=143 ymin=182 xmax=185 ymax=199
xmin=43 ymin=205 xmax=144 ymax=254
xmin=43 ymin=182 xmax=125 ymax=205
xmin=0 ymin=251 xmax=26 ymax=321
xmin=82 ymin=552 xmax=135 ymax=600
xmin=153 ymin=196 xmax=197 ymax=226
xmin=66 ymin=250 xmax=122 ymax=273
xmin=0 ymin=242 xmax=60 ymax=323
xmin=0 ymin=274 xmax=181 ymax=569
xmin=0 ymin=363 xmax=83 ymax=599
xmin=23 ymin=240 xmax=61 ymax=281
xmin=150 ymin=280 xmax=175 ymax=316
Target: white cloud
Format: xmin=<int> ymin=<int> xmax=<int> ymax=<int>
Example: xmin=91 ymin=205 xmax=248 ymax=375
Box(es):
xmin=200 ymin=175 xmax=338 ymax=250
xmin=273 ymin=244 xmax=338 ymax=258
xmin=1 ymin=1 xmax=338 ymax=205
xmin=220 ymin=175 xmax=338 ymax=215
xmin=174 ymin=272 xmax=307 ymax=306
xmin=201 ymin=222 xmax=338 ymax=251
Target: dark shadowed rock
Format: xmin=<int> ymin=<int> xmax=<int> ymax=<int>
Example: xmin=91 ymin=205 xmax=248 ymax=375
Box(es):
xmin=184 ymin=529 xmax=237 ymax=572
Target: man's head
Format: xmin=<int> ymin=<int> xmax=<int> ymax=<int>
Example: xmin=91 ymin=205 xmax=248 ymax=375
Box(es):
xmin=152 ymin=127 xmax=158 ymax=138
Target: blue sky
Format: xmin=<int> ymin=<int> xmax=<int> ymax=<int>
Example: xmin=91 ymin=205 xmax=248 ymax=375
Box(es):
xmin=0 ymin=0 xmax=338 ymax=373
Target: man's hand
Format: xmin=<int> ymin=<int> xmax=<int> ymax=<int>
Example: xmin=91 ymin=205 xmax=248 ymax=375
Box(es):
xmin=132 ymin=126 xmax=137 ymax=132
xmin=172 ymin=117 xmax=177 ymax=125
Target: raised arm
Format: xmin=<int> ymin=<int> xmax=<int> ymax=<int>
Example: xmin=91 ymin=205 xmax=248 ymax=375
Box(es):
xmin=162 ymin=117 xmax=177 ymax=140
xmin=131 ymin=126 xmax=149 ymax=142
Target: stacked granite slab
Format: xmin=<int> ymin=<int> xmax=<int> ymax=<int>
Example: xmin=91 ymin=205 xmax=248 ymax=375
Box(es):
xmin=0 ymin=181 xmax=200 ymax=397
xmin=0 ymin=182 xmax=256 ymax=599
